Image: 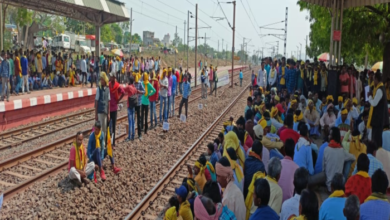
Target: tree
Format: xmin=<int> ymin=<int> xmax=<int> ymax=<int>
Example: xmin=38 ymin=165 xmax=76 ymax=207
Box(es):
xmin=298 ymin=2 xmax=387 ymax=78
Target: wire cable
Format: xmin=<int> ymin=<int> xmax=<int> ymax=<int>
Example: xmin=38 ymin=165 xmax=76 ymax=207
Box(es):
xmin=132 ymin=10 xmax=185 ymax=31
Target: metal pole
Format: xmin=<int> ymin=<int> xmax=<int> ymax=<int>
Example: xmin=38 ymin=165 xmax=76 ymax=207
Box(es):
xmin=175 ymin=26 xmax=177 ymax=68
xmin=184 ymin=20 xmax=186 ymax=50
xmin=284 ymin=7 xmax=288 ymax=56
xmin=129 ymin=8 xmax=132 ymax=56
xmin=338 ymin=0 xmax=344 ymax=65
xmin=217 ymin=40 xmax=219 ymax=66
xmin=0 ymin=3 xmax=3 ymax=51
xmin=204 ymin=32 xmax=206 ymax=60
xmin=226 ymin=44 xmax=227 ymax=65
xmin=243 ymin=38 xmax=245 ymax=65
xmin=195 ymin=4 xmax=198 ymax=87
xmin=231 ymin=1 xmax=236 ymax=87
xmin=187 ymin=10 xmax=189 ymax=70
xmin=330 ymin=0 xmax=335 ymax=65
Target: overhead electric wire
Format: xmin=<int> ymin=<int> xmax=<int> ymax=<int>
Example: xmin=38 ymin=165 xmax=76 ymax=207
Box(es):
xmin=137 ymin=0 xmax=186 ymax=22
xmin=132 ymin=9 xmax=185 ymax=30
xmin=239 ymin=0 xmax=261 ymax=41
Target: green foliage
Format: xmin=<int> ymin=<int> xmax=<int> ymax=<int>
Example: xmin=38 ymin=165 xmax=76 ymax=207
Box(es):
xmin=298 ymin=1 xmax=387 ymax=66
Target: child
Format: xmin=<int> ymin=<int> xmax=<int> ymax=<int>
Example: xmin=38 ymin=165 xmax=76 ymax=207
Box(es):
xmin=164 ymin=196 xmax=179 ymax=220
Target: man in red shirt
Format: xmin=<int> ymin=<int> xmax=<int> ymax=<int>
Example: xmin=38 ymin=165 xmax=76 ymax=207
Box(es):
xmin=149 ymin=70 xmax=159 ymax=128
xmin=280 ymin=114 xmax=300 ymax=144
xmin=345 ymin=153 xmax=371 ymax=204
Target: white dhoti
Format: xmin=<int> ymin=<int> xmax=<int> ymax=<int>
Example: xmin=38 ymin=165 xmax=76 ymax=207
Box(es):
xmin=69 ymin=162 xmax=95 ymax=182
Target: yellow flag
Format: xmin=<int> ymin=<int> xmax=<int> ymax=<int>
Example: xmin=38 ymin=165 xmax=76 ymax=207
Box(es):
xmin=107 ymin=126 xmax=113 ymax=157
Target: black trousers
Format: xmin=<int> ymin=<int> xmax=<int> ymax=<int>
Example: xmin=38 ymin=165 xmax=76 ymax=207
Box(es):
xmin=116 ymin=71 xmax=121 ymax=83
xmin=372 ymin=126 xmax=383 ymax=147
xmin=179 ymin=98 xmax=189 ymax=118
xmin=135 ymin=105 xmax=141 ymax=137
xmin=141 ymin=104 xmax=149 ymax=133
xmin=81 ymin=72 xmax=87 ymax=85
xmin=109 ymin=111 xmax=117 ymax=146
xmin=90 ymin=72 xmax=95 ymax=88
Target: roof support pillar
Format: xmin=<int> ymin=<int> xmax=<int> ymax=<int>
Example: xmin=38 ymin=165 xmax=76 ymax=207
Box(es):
xmin=95 ymin=24 xmax=101 ymax=72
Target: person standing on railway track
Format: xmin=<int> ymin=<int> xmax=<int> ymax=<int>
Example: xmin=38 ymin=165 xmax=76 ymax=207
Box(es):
xmin=216 ymin=157 xmax=246 ymax=220
xmin=159 ymin=68 xmax=168 ymax=124
xmin=124 ymin=76 xmax=139 ymax=141
xmin=140 ymin=72 xmax=156 ymax=136
xmin=170 ymin=69 xmax=177 ymax=117
xmin=95 ymin=72 xmax=110 ymax=140
xmin=149 ymin=70 xmax=159 ymax=129
xmin=0 ymin=51 xmax=10 ymax=102
xmin=133 ymin=71 xmax=145 ymax=138
xmin=109 ymin=73 xmax=125 ymax=148
xmin=68 ymin=132 xmax=95 ymax=186
xmin=88 ymin=121 xmax=121 ymax=182
xmin=167 ymin=67 xmax=174 ymax=118
xmin=21 ymin=51 xmax=30 ymax=94
xmin=178 ymin=75 xmax=191 ymax=119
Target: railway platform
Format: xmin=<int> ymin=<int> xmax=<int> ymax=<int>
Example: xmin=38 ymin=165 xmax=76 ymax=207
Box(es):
xmin=0 ymin=86 xmax=96 ymax=131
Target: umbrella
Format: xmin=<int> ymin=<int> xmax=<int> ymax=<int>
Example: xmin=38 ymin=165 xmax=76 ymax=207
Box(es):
xmin=317 ymin=52 xmax=329 ymax=61
xmin=111 ymin=49 xmax=124 ymax=57
xmin=371 ymin=61 xmax=383 ymax=72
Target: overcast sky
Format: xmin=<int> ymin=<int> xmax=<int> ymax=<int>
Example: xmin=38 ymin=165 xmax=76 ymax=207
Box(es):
xmin=122 ymin=0 xmax=311 ymax=58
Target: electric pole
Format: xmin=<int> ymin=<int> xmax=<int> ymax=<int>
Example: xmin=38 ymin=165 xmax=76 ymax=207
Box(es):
xmin=305 ymin=35 xmax=308 ymax=60
xmin=175 ymin=26 xmax=177 ymax=68
xmin=226 ymin=44 xmax=228 ymax=66
xmin=231 ymin=1 xmax=236 ymax=87
xmin=217 ymin=40 xmax=219 ymax=66
xmin=222 ymin=38 xmax=224 ymax=64
xmin=195 ymin=3 xmax=198 ymax=87
xmin=184 ymin=20 xmax=186 ymax=50
xmin=187 ymin=10 xmax=190 ymax=70
xmin=129 ymin=8 xmax=133 ymax=56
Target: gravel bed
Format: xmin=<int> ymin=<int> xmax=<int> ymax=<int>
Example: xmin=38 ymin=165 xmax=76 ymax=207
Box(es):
xmin=1 ymin=77 xmax=250 ymax=219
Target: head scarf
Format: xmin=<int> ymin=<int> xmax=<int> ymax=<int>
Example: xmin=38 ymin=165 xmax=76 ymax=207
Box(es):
xmin=338 ymin=96 xmax=343 ymax=102
xmin=290 ymin=99 xmax=297 ymax=106
xmin=143 ymin=72 xmax=150 ymax=96
xmin=341 ymin=108 xmax=348 ymax=115
xmin=244 ymin=171 xmax=266 ymax=220
xmin=94 ymin=129 xmax=101 ymax=149
xmin=100 ymin=72 xmax=109 ymax=86
xmin=258 ymin=118 xmax=267 ymax=129
xmin=352 ymin=97 xmax=358 ymax=105
xmin=344 ymin=98 xmax=351 ymax=110
xmin=164 ymin=206 xmax=177 ymax=220
xmin=271 ymin=107 xmax=283 ymax=123
xmin=225 ymin=150 xmax=244 ymax=183
xmin=187 ymin=178 xmax=196 ymax=192
xmin=132 ymin=71 xmax=141 ymax=83
xmin=327 ymin=103 xmax=334 ymax=112
xmin=326 ymin=95 xmax=334 ymax=103
xmin=223 ymin=131 xmax=245 ymax=167
xmin=73 ymin=142 xmax=86 ymax=170
xmin=194 ymin=196 xmax=222 ymax=220
xmin=307 ymin=99 xmax=314 ymax=110
xmin=274 ymin=95 xmax=280 ymax=102
xmin=294 ymin=111 xmax=303 ymax=122
xmin=215 ymin=162 xmax=234 ymax=183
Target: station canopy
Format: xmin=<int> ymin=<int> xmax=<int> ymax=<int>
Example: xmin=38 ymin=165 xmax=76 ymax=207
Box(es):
xmin=301 ymin=0 xmax=390 ymax=8
xmin=1 ymin=0 xmax=129 ymax=25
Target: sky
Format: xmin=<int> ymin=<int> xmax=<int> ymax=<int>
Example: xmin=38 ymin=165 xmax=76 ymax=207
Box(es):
xmin=122 ymin=0 xmax=311 ymax=59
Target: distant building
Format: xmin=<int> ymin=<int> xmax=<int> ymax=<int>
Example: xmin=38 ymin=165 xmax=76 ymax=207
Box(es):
xmin=162 ymin=33 xmax=171 ymax=46
xmin=143 ymin=31 xmax=154 ymax=46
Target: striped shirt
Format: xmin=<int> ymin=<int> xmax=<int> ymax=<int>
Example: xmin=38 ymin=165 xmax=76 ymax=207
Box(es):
xmin=134 ymin=82 xmax=145 ymax=106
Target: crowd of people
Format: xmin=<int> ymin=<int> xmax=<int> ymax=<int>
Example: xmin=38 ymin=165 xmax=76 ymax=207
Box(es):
xmin=159 ymin=56 xmax=390 ymax=220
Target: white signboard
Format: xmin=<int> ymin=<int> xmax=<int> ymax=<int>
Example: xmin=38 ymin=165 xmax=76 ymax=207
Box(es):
xmin=198 ymin=104 xmax=203 ymax=109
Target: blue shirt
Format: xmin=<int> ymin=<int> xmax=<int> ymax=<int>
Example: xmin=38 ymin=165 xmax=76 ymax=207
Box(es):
xmin=335 ymin=116 xmax=350 ymax=127
xmin=0 ymin=59 xmax=10 ymax=78
xmin=319 ymin=197 xmax=347 ymax=220
xmin=265 ymin=64 xmax=271 ymax=83
xmin=239 ymin=71 xmax=243 ymax=79
xmin=360 ymin=199 xmax=390 ymax=220
xmin=209 ymin=152 xmax=218 ymax=169
xmin=353 ymin=154 xmax=383 ymax=177
xmin=286 ymin=68 xmax=297 ymax=93
xmin=171 ymin=75 xmax=177 ymax=94
xmin=219 ymin=205 xmax=237 ymax=220
xmin=182 ymin=82 xmax=191 ymax=99
xmin=314 ymin=142 xmax=328 ymax=174
xmin=249 ymin=205 xmax=279 ymax=220
xmin=293 ymin=122 xmax=310 ymax=132
xmin=294 ymin=138 xmax=314 ymax=175
xmin=87 ymin=132 xmax=106 ymax=160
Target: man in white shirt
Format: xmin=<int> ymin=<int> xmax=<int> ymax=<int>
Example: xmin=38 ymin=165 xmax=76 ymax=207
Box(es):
xmin=280 ymin=167 xmax=309 ymax=220
xmin=80 ymin=55 xmax=87 ymax=86
xmin=257 ymin=61 xmax=266 ymax=89
xmin=268 ymin=62 xmax=278 ymax=88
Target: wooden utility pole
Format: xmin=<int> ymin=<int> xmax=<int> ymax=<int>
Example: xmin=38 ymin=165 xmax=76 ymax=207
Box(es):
xmin=231 ymin=1 xmax=236 ymax=87
xmin=195 ymin=3 xmax=198 ymax=87
xmin=187 ymin=10 xmax=190 ymax=70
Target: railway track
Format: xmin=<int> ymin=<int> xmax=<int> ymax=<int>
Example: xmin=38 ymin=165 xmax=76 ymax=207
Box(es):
xmin=0 ymin=69 xmax=246 ymax=151
xmin=125 ymin=82 xmax=249 ymax=220
xmin=0 ymin=68 xmax=252 ymax=201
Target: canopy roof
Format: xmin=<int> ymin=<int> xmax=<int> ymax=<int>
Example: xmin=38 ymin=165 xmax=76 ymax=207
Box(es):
xmin=0 ymin=0 xmax=129 ymax=25
xmin=300 ymin=0 xmax=390 ymax=9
